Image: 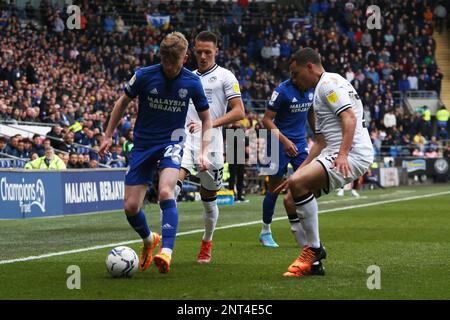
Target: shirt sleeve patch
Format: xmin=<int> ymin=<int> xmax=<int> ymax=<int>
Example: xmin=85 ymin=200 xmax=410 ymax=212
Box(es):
xmin=233 ymin=83 xmax=241 ymax=94
xmin=270 ymin=91 xmax=279 ymax=103
xmin=326 ymin=91 xmax=338 ymax=104
xmin=129 ymin=74 xmax=136 ymax=86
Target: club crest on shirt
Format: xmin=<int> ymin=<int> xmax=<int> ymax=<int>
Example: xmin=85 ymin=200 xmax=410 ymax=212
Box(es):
xmin=309 ymin=92 xmax=314 ymax=101
xmin=208 ymin=76 xmax=217 ymax=83
xmin=178 ymin=88 xmax=188 ymax=99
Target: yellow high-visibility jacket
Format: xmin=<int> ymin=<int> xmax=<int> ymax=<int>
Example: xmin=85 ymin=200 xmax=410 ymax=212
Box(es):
xmin=24 ymin=155 xmax=67 ymax=170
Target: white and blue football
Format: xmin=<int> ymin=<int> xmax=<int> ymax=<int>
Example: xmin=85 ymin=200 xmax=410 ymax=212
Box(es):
xmin=105 ymin=246 xmax=139 ymax=278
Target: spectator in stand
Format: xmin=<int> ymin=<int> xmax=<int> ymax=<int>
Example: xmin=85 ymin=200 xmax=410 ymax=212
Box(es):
xmin=424 ymin=6 xmax=433 ymax=23
xmin=109 ymin=144 xmax=126 ymax=167
xmin=437 ymin=126 xmax=449 ymax=140
xmin=104 ymin=14 xmax=116 ymax=33
xmin=76 ymin=153 xmax=86 ymax=168
xmin=383 ymin=109 xmax=397 ymax=132
xmin=407 ymin=72 xmax=418 ymax=90
xmin=398 ymin=74 xmax=411 ymax=93
xmin=122 ymin=129 xmax=134 ymax=165
xmin=21 ymin=139 xmax=33 ymax=159
xmin=47 ymin=125 xmax=64 ymax=150
xmin=60 ymin=132 xmax=77 ymax=153
xmin=444 ymin=144 xmax=450 ymax=159
xmin=57 ymin=152 xmax=69 ymax=167
xmin=89 ymin=158 xmax=98 ymax=169
xmin=42 ymin=138 xmax=52 ymax=151
xmin=67 ymin=152 xmax=81 ymax=169
xmin=31 ymin=134 xmax=45 ymax=156
xmin=425 ymin=148 xmax=439 ymax=158
xmin=436 ymin=105 xmax=449 ymax=129
xmin=82 ymin=154 xmax=90 ymax=168
xmin=24 ymin=146 xmax=66 ymax=170
xmin=428 ymin=136 xmax=440 ymax=154
xmin=0 ymin=136 xmax=8 ymax=154
xmin=5 ymin=135 xmax=20 ymax=157
xmin=433 ymin=1 xmax=447 ymax=34
xmin=115 ymin=15 xmax=125 ymax=33
xmin=422 ymin=106 xmax=432 ymax=138
xmin=412 ymin=147 xmax=425 ymax=157
xmin=413 ymin=132 xmax=427 ymax=151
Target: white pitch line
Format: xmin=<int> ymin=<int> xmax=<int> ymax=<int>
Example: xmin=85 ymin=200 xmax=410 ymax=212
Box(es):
xmin=319 ymin=196 xmax=368 ymax=204
xmin=1 ymin=190 xmax=449 ymax=265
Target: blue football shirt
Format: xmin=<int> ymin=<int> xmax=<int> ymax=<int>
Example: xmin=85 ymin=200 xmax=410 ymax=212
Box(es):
xmin=267 ymin=79 xmax=314 ymax=144
xmin=124 ymin=64 xmax=209 ymax=148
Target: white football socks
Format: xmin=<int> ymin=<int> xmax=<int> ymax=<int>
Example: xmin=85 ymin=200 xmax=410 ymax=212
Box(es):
xmin=261 ymin=223 xmax=271 ymax=235
xmin=290 ymin=222 xmax=308 ymax=247
xmin=161 ymin=248 xmax=172 ymax=257
xmin=294 ymin=192 xmax=320 ymax=248
xmin=202 ymin=198 xmax=219 ymax=242
xmin=143 ymin=232 xmax=153 ymax=247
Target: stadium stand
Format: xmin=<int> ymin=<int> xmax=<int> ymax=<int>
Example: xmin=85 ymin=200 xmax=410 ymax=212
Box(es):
xmin=0 ymin=0 xmax=449 ymax=192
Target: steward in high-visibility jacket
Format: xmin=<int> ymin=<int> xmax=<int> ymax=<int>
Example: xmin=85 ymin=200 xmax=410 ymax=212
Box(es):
xmin=24 ymin=147 xmax=66 ymax=170
xmin=436 ymin=106 xmax=449 ymax=128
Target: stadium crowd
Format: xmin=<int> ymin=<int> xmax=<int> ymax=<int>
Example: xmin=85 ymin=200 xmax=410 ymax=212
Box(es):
xmin=0 ymin=0 xmax=449 ymax=171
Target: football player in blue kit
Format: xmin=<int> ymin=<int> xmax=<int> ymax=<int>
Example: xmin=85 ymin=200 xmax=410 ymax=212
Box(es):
xmin=100 ymin=32 xmax=212 ymax=274
xmin=260 ymin=77 xmax=315 ymax=252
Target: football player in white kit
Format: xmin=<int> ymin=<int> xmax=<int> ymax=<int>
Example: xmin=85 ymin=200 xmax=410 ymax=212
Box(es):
xmin=175 ymin=31 xmax=245 ymax=264
xmin=275 ymin=48 xmax=374 ymax=277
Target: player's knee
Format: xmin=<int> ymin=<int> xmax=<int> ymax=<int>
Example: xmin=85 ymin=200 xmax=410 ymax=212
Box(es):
xmin=158 ymin=186 xmax=174 ymax=201
xmin=124 ymin=201 xmax=140 ymax=216
xmin=283 ymin=193 xmax=293 ymax=209
xmin=289 ymin=174 xmax=310 ymax=195
xmin=288 ymin=176 xmax=300 ymax=193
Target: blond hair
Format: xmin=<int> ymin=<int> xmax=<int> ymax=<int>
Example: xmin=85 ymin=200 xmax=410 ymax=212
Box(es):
xmin=160 ymin=32 xmax=189 ymax=62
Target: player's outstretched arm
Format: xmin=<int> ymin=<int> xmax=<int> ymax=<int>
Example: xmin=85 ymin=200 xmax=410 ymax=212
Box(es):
xmin=213 ymin=97 xmax=245 ymax=128
xmin=99 ymin=94 xmax=132 ymax=157
xmin=197 ymin=109 xmax=213 ymax=172
xmin=262 ymin=109 xmax=298 ymax=157
xmin=335 ymin=108 xmax=357 ymax=178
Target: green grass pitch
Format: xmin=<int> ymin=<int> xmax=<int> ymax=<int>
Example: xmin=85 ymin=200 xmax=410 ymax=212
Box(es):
xmin=0 ymin=184 xmax=449 ymax=300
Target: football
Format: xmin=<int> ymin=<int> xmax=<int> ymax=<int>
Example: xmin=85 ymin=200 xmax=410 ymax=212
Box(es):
xmin=105 ymin=246 xmax=139 ymax=278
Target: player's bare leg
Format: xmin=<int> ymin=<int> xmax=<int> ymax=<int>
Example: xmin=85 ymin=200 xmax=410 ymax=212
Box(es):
xmin=124 ymin=185 xmax=161 ymax=271
xmin=153 ymin=167 xmax=180 ymax=273
xmin=283 ymin=161 xmax=327 ymax=277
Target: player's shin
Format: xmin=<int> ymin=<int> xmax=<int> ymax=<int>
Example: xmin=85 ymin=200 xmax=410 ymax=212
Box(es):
xmin=287 ymin=214 xmax=308 ymax=247
xmin=284 ymin=194 xmax=307 ymax=247
xmin=262 ymin=191 xmax=278 ymax=234
xmin=201 ymin=195 xmax=219 ymax=242
xmin=126 ymin=209 xmax=152 ymax=246
xmin=293 ymin=192 xmax=320 ymax=248
xmin=160 ymin=199 xmax=178 ymax=256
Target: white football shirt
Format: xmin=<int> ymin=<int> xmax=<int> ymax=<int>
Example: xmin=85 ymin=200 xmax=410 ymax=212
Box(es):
xmin=185 ymin=64 xmax=241 ymax=152
xmin=313 ymin=72 xmax=374 ymax=161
